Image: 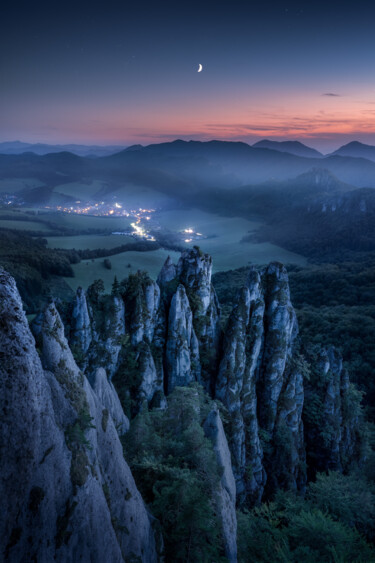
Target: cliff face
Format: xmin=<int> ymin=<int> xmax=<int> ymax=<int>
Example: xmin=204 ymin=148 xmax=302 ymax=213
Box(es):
xmin=166 ymin=284 xmax=201 ymax=393
xmin=69 ymin=288 xmax=126 ymax=379
xmin=215 ymin=264 xmax=305 ymax=503
xmin=0 ymin=270 xmax=157 ymax=562
xmin=203 ymin=404 xmax=237 ymax=562
xmin=1 ymin=247 xmax=364 ymax=560
xmin=158 ymin=247 xmax=222 ymax=393
xmin=304 ymin=346 xmax=362 ymax=476
xmin=54 ymin=250 xmax=360 ymax=509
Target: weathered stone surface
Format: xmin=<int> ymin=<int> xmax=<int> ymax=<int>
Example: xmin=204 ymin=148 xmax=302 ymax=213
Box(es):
xmin=216 ymin=263 xmax=307 ymax=502
xmin=157 ymin=255 xmax=177 ymax=286
xmin=163 ymin=247 xmax=222 ymax=391
xmin=304 ymin=346 xmax=361 ymax=474
xmin=166 ymin=284 xmax=200 ymax=392
xmin=89 ymin=294 xmax=126 ymax=379
xmin=91 ymin=367 xmax=130 ymax=435
xmin=216 ymin=284 xmax=266 ymax=504
xmin=68 ymin=288 xmax=126 ymax=379
xmin=203 ymin=405 xmax=237 ymax=563
xmin=0 ymin=270 xmax=157 ymax=562
xmin=70 ymin=286 xmax=92 ymax=353
xmin=256 ymin=263 xmax=299 ymax=434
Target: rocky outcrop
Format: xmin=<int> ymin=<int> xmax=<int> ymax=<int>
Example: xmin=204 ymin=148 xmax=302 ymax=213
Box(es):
xmin=166 ymin=284 xmax=201 ymax=393
xmin=91 ymin=367 xmax=129 ymax=435
xmin=159 ymin=248 xmax=221 ymax=392
xmin=120 ymin=274 xmax=166 ymax=411
xmin=204 ymin=405 xmax=237 ymax=563
xmin=68 ymin=287 xmax=126 ymax=379
xmin=157 ymin=255 xmax=177 ymax=286
xmin=0 ymin=270 xmax=157 ymax=562
xmin=215 ymin=283 xmax=266 ymax=504
xmin=70 ymin=286 xmax=92 ymax=353
xmin=215 ymin=263 xmax=305 ymax=502
xmin=304 ymin=346 xmax=362 ymax=475
xmin=177 ymin=249 xmax=221 ymax=390
xmin=26 ymin=249 xmax=363 ymax=513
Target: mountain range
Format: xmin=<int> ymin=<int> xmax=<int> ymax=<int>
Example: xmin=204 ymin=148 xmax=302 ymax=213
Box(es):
xmin=0 ymin=141 xmax=127 ymax=157
xmin=2 ymin=139 xmax=375 ymax=190
xmin=2 ymin=138 xmax=375 ymax=161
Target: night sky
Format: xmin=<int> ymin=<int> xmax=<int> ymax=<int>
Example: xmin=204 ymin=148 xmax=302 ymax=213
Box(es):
xmin=1 ymin=0 xmax=375 ymax=151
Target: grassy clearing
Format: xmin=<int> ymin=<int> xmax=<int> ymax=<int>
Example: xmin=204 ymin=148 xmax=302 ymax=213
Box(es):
xmin=0 ymin=178 xmax=45 ymax=193
xmin=155 ymin=208 xmax=307 ymax=270
xmin=0 ymin=219 xmax=51 ymax=232
xmin=46 ymin=234 xmax=138 ymax=250
xmin=66 ymin=248 xmax=181 ymax=291
xmin=53 ymin=180 xmax=107 ymax=199
xmin=45 ymin=212 xmax=133 ymax=231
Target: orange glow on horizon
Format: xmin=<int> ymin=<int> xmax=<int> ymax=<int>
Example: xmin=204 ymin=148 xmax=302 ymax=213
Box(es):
xmin=6 ymin=89 xmax=375 ymax=149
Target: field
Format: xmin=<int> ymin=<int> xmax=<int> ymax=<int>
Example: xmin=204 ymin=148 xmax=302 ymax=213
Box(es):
xmin=0 ymin=205 xmax=307 ymax=292
xmin=0 ymin=219 xmax=51 ymax=231
xmin=53 ymin=180 xmax=107 ymax=199
xmin=0 ymin=178 xmax=45 ymax=193
xmin=155 ymin=208 xmax=307 ymax=271
xmin=47 ymin=234 xmax=138 ymax=250
xmin=66 ymin=248 xmax=181 ymax=292
xmin=46 ymin=212 xmax=133 ymax=231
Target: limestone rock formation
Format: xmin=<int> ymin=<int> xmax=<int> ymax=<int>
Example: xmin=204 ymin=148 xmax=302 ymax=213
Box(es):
xmin=176 ymin=248 xmax=221 ymax=390
xmin=68 ymin=287 xmax=126 ymax=379
xmin=215 ymin=263 xmax=305 ymax=502
xmin=166 ymin=284 xmax=201 ymax=392
xmin=23 ymin=249 xmax=363 ymax=516
xmin=119 ymin=274 xmax=166 ymax=411
xmin=215 ymin=283 xmax=266 ymax=504
xmin=304 ymin=346 xmax=362 ymax=474
xmin=91 ymin=367 xmax=130 ymax=436
xmin=70 ymin=286 xmax=92 ymax=354
xmin=157 ymin=255 xmax=177 ymax=286
xmin=204 ymin=405 xmax=237 ymax=563
xmin=0 ymin=270 xmax=157 ymax=562
xmin=159 ymin=247 xmax=221 ymax=392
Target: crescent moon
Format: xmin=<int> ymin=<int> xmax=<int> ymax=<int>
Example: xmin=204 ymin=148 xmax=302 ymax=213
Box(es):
xmin=198 ymin=64 xmax=203 ymax=73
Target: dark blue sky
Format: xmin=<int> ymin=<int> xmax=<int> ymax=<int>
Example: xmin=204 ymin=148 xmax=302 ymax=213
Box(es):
xmin=1 ymin=0 xmax=375 ymax=151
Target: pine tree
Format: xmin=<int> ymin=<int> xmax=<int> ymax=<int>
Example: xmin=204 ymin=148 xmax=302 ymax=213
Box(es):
xmin=111 ymin=275 xmax=120 ymax=296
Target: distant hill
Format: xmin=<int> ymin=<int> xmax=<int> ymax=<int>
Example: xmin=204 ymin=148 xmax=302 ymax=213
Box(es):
xmin=252 ymin=139 xmax=322 ymax=158
xmin=3 ymin=140 xmax=375 ymax=209
xmin=0 ymin=141 xmax=126 ymax=157
xmin=330 ymin=141 xmax=375 ymax=162
xmin=255 ymin=185 xmax=375 ymax=257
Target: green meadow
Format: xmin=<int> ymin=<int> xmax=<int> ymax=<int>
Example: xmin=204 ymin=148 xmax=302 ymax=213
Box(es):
xmin=155 ymin=208 xmax=307 ymax=271
xmin=46 ymin=234 xmax=138 ymax=250
xmin=66 ymin=248 xmax=181 ymax=292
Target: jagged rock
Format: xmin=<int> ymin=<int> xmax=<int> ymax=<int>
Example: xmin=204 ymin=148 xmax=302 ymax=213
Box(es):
xmin=216 ymin=284 xmax=266 ymax=504
xmin=157 ymin=255 xmax=177 ymax=286
xmin=177 ymin=248 xmax=214 ymax=313
xmin=70 ymin=286 xmax=92 ymax=353
xmin=166 ymin=284 xmax=201 ymax=393
xmin=129 ymin=278 xmax=160 ymax=347
xmin=68 ymin=288 xmax=126 ymax=379
xmin=137 ymin=344 xmax=161 ymax=403
xmin=91 ymin=368 xmax=130 ymax=435
xmin=256 ymin=263 xmax=299 ymax=434
xmin=89 ymin=294 xmax=126 ymax=379
xmin=304 ymin=346 xmax=362 ymax=474
xmin=0 ymin=270 xmax=157 ymax=562
xmin=163 ymin=247 xmax=221 ymax=391
xmin=117 ymin=274 xmax=166 ymax=410
xmin=203 ymin=405 xmax=237 ymax=562
xmin=216 ymin=263 xmax=305 ymax=503
xmin=41 ymin=300 xmax=81 ymax=377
